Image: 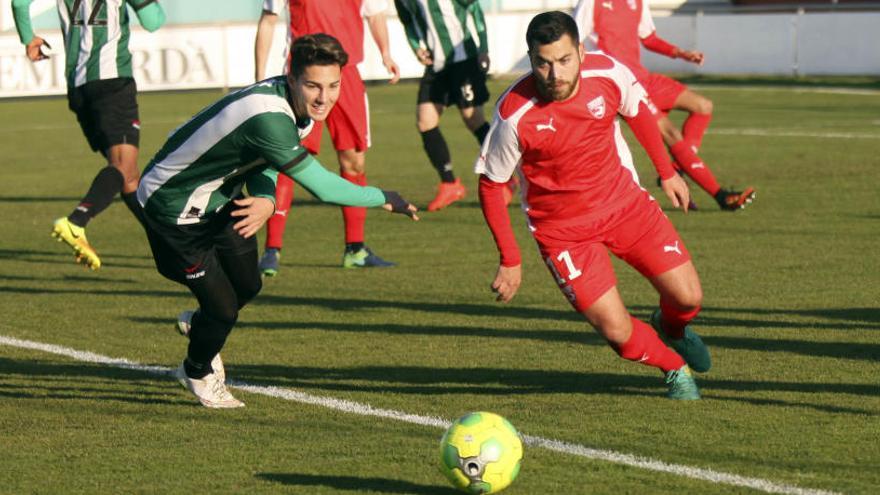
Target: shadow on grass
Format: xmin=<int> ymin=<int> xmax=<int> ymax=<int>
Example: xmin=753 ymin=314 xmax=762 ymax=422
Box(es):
xmin=256 ymin=473 xmax=458 ymax=494
xmin=227 ymin=363 xmax=879 ymax=413
xmin=0 ymin=248 xmax=152 ymax=269
xmin=0 ymin=357 xmax=186 ymax=406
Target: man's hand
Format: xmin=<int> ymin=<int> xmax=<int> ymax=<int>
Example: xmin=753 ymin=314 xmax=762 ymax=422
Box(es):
xmin=660 ymin=174 xmax=691 ymax=213
xmin=26 ymin=36 xmax=50 ymax=62
xmin=416 ymin=48 xmax=433 ymax=66
xmin=230 ymin=197 xmax=275 ymax=238
xmin=381 ymin=190 xmax=419 ymax=220
xmin=677 ymin=49 xmax=704 ymax=66
xmin=477 ymin=52 xmax=490 ymax=73
xmin=383 ymin=53 xmax=401 ymax=84
xmin=491 ymin=264 xmax=521 ymax=303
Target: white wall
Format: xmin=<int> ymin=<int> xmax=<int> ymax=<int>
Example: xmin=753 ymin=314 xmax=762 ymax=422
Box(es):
xmin=0 ymin=10 xmax=877 ymax=98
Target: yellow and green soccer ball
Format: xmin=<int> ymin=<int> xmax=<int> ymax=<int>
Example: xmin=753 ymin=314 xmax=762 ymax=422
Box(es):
xmin=439 ymin=411 xmax=524 ymax=494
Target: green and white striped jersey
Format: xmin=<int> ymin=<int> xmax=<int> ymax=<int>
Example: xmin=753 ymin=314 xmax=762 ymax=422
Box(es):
xmin=394 ymin=0 xmax=487 ymax=72
xmin=138 ymin=77 xmax=386 ymax=226
xmin=11 ymin=0 xmax=165 ymax=88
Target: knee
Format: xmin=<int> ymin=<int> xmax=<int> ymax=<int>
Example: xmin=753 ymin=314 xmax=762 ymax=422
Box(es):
xmin=669 ymin=285 xmax=703 ymax=312
xmin=416 ymin=119 xmax=435 ymax=133
xmin=586 ymin=310 xmax=633 ymax=346
xmin=696 ymin=98 xmax=713 ymax=115
xmin=338 ymin=151 xmax=365 ymax=175
xmin=236 ymin=278 xmax=262 ymax=308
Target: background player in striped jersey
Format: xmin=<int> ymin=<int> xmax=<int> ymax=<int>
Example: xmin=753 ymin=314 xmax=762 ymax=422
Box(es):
xmin=254 ymin=0 xmax=402 ymax=275
xmin=395 ymin=0 xmax=493 ymax=211
xmin=477 ymin=12 xmax=710 ymax=400
xmin=573 ymin=0 xmax=756 ymax=210
xmin=137 ymin=35 xmax=418 ymax=408
xmin=12 ymin=0 xmax=166 ymax=269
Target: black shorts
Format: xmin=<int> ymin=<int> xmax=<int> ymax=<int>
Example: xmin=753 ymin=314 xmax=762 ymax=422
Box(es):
xmin=143 ymin=203 xmax=257 ymax=287
xmin=417 ymin=58 xmax=490 ymax=109
xmin=67 ymin=77 xmax=140 ymax=155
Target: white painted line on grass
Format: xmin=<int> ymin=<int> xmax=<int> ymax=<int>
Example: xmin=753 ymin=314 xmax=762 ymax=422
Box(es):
xmin=0 ymin=335 xmax=839 ymax=495
xmin=708 ymin=128 xmax=879 ymax=140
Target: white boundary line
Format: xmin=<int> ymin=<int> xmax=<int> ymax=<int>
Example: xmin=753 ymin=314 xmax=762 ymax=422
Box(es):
xmin=708 ymin=129 xmax=879 ymax=140
xmin=0 ymin=334 xmax=840 ymax=495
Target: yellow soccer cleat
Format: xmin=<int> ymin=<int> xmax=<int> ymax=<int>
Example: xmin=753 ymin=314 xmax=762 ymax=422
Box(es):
xmin=51 ymin=217 xmax=101 ymax=270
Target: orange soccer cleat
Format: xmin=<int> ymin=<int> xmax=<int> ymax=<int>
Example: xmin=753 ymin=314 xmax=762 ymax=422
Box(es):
xmin=427 ymin=179 xmax=466 ymax=211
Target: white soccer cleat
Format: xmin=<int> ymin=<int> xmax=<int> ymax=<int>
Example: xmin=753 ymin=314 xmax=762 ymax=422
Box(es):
xmin=175 ymin=362 xmax=244 ymax=409
xmin=176 ymin=310 xmax=225 ymax=382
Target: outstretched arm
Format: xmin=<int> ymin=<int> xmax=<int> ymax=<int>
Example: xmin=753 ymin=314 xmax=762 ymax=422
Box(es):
xmin=641 ymin=32 xmax=704 ymax=65
xmin=12 ymin=0 xmax=50 ymax=61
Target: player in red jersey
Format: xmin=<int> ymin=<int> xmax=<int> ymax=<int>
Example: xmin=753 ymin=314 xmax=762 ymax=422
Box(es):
xmin=573 ymin=0 xmax=755 ymax=210
xmin=477 ymin=11 xmax=711 ymax=399
xmin=254 ymin=0 xmax=402 ymax=274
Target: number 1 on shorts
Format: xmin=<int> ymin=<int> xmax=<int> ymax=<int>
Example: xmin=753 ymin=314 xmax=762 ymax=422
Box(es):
xmin=557 ymin=250 xmax=582 ymax=281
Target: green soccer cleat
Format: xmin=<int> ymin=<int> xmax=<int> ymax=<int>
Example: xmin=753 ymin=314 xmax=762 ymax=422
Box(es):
xmin=664 ymin=365 xmax=701 ymax=400
xmin=651 ymin=309 xmax=712 ymax=373
xmin=259 ymin=248 xmax=281 ymax=277
xmin=51 ymin=217 xmax=101 ymax=270
xmin=342 ymin=245 xmax=395 ymax=268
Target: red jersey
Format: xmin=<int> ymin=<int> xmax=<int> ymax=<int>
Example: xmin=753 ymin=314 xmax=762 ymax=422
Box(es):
xmin=475 ymin=53 xmax=660 ymax=230
xmin=263 ymin=0 xmax=389 ymax=65
xmin=572 ymin=0 xmax=656 ymax=80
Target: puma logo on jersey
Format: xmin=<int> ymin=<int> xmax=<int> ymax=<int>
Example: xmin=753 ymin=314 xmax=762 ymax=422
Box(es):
xmin=689 ymin=162 xmax=705 ymax=170
xmin=602 ymin=1 xmax=613 ymax=9
xmin=664 ymin=241 xmax=682 ymax=255
xmin=536 ymin=118 xmax=556 ymax=132
xmin=587 ymin=96 xmax=606 ymax=119
xmin=637 ymin=353 xmax=650 ymax=363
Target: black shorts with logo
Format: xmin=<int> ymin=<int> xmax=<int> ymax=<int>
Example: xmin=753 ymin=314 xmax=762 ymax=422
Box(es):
xmin=417 ymin=58 xmax=490 ymax=109
xmin=67 ymin=77 xmax=140 ymax=155
xmin=143 ymin=202 xmax=257 ymax=287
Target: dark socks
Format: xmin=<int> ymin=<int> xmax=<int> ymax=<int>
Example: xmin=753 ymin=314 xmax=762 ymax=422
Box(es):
xmin=184 ymin=357 xmax=212 ymax=379
xmin=346 ymin=242 xmax=364 ymax=253
xmin=420 ymin=127 xmax=455 ymax=183
xmin=68 ymin=166 xmax=124 ymax=227
xmin=473 ymin=122 xmax=490 ymax=145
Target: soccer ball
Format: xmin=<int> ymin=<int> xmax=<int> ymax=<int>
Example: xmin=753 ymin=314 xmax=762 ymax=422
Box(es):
xmin=439 ymin=411 xmax=524 ymax=494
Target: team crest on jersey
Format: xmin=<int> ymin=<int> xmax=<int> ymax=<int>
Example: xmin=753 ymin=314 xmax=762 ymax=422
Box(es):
xmin=586 ymin=96 xmax=606 ymax=119
xmin=627 ymin=0 xmax=637 ymax=10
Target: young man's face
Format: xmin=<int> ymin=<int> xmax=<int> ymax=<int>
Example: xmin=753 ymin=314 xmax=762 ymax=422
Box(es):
xmin=288 ymin=64 xmax=342 ymax=121
xmin=529 ymin=33 xmax=584 ymax=102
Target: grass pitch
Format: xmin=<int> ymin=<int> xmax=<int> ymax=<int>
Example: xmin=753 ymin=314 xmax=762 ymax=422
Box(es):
xmin=0 ymin=78 xmax=878 ymax=494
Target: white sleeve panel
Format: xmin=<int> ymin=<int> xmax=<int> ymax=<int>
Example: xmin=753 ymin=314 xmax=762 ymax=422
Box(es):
xmin=613 ymin=62 xmax=648 ymax=117
xmin=361 ymin=0 xmax=389 ymax=17
xmin=572 ymin=0 xmax=599 ymax=50
xmin=262 ymin=0 xmax=286 ymax=15
xmin=637 ymin=3 xmax=657 ymax=39
xmin=474 ymin=111 xmax=522 ymax=183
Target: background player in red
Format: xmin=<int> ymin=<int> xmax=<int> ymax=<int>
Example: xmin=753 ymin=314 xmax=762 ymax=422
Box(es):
xmin=254 ymin=0 xmax=401 ymax=275
xmin=477 ymin=11 xmax=711 ymax=399
xmin=573 ymin=0 xmax=755 ymax=210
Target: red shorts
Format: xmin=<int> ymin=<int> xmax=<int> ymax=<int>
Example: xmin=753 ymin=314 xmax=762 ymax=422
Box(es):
xmin=533 ymin=191 xmax=691 ymax=312
xmin=301 ymin=64 xmax=370 ymax=154
xmin=642 ymin=73 xmax=687 ymax=113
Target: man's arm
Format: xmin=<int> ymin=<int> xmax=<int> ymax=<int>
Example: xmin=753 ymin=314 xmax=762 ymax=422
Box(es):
xmin=393 ymin=0 xmax=427 ymax=58
xmin=364 ymin=1 xmax=400 ymax=84
xmin=254 ymin=9 xmax=279 ymax=81
xmin=11 ymin=0 xmax=49 ymax=62
xmin=637 ymin=5 xmax=703 ymax=65
xmin=469 ymin=1 xmax=490 ymax=71
xmin=127 ymin=0 xmax=166 ymax=32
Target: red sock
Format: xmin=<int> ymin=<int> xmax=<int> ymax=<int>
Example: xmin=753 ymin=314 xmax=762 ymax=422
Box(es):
xmin=669 ymin=140 xmax=721 ymax=196
xmin=659 ymin=299 xmax=701 ymax=340
xmin=682 ymin=112 xmax=712 ymax=150
xmin=265 ymin=173 xmax=295 ymax=250
xmin=613 ymin=317 xmax=685 ymax=373
xmin=341 ymin=170 xmax=367 ymax=244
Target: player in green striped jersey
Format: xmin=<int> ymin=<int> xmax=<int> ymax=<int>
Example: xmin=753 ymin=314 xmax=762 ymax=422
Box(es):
xmin=138 ymin=34 xmax=418 ymax=408
xmin=394 ymin=0 xmax=494 ymax=211
xmin=12 ymin=0 xmax=165 ymax=270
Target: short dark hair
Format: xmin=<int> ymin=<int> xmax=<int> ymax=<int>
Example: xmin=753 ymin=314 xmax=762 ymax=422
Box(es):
xmin=289 ymin=33 xmax=349 ymax=78
xmin=525 ymin=11 xmax=580 ymax=52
